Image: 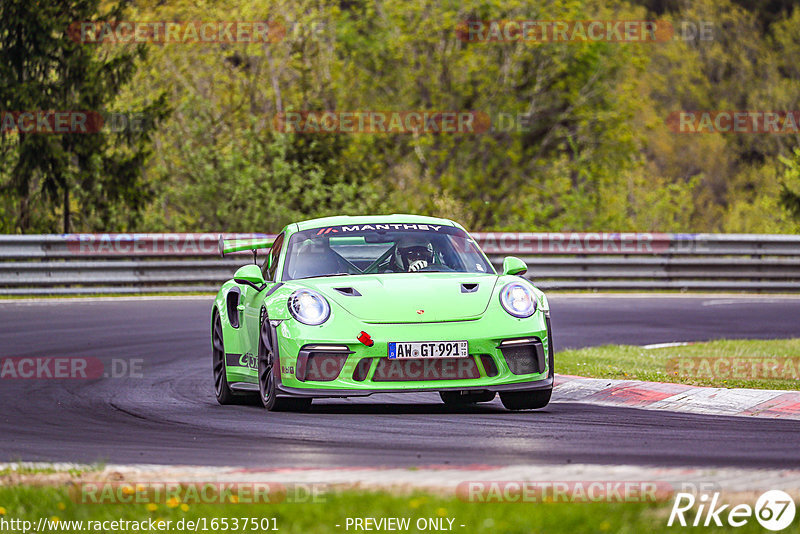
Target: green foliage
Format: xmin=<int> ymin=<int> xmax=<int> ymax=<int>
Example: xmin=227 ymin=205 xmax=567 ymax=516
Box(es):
xmin=779 ymin=148 xmax=800 ymax=222
xmin=4 ymin=0 xmax=800 ymax=233
xmin=0 ymin=0 xmax=169 ymax=233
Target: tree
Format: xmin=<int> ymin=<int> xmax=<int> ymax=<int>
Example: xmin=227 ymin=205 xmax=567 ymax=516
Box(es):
xmin=0 ymin=0 xmax=168 ymax=233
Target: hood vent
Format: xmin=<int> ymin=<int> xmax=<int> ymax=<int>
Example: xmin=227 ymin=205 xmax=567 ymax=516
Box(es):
xmin=334 ymin=286 xmax=362 ymax=297
xmin=461 ymin=283 xmax=479 ymax=293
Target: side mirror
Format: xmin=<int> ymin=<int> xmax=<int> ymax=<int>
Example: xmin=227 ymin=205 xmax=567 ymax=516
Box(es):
xmin=234 ymin=264 xmax=266 ymax=290
xmin=502 ymin=256 xmax=528 ymax=276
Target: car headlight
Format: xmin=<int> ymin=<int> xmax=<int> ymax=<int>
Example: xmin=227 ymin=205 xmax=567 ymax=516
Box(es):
xmin=499 ymin=282 xmax=537 ymax=318
xmin=288 ymin=289 xmax=330 ymax=325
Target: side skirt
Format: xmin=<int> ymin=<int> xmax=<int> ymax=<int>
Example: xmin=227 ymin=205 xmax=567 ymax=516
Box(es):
xmin=229 ymin=382 xmax=259 ymax=393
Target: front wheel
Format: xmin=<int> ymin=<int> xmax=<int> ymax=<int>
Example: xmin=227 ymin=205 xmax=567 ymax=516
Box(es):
xmin=500 ymin=388 xmax=552 ymax=410
xmin=258 ymin=310 xmax=312 ymax=412
xmin=257 ymin=315 xmax=278 ymax=410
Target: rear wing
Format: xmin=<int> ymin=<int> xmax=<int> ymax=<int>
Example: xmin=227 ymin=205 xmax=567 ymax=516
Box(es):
xmin=218 ymin=235 xmax=274 ymax=262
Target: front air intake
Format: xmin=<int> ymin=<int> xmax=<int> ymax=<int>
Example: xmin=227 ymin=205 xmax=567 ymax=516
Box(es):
xmin=352 ymin=359 xmax=371 ymax=381
xmin=295 ymin=345 xmax=353 ymax=382
xmin=479 ymin=354 xmax=499 ymax=377
xmin=499 ymin=339 xmax=545 ymax=375
xmin=334 ymin=287 xmax=362 ymax=296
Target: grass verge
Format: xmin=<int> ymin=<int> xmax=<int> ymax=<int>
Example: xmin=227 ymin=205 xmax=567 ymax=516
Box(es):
xmin=557 ymin=338 xmax=800 ymax=390
xmin=0 ymin=485 xmax=773 ymax=534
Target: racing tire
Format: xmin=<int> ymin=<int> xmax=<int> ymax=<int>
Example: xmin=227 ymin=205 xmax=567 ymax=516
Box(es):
xmin=212 ymin=312 xmax=239 ymax=405
xmin=258 ymin=309 xmax=312 ymax=412
xmin=499 ymin=388 xmax=552 ymax=410
xmin=257 ymin=313 xmax=278 ymax=410
xmin=439 ymin=391 xmax=496 ymax=405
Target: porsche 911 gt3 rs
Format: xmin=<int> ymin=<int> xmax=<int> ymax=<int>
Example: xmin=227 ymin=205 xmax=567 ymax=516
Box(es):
xmin=212 ymin=215 xmax=553 ymax=411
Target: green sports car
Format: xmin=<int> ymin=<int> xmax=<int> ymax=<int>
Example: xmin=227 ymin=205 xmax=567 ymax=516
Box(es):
xmin=212 ymin=215 xmax=553 ymax=411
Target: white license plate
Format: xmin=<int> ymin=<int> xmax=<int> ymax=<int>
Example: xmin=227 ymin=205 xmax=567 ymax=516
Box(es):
xmin=388 ymin=341 xmax=468 ymax=359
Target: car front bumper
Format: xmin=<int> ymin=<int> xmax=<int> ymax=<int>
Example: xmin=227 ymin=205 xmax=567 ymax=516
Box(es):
xmin=272 ymin=307 xmax=553 ymax=397
xmin=276 ymin=376 xmax=553 ymax=398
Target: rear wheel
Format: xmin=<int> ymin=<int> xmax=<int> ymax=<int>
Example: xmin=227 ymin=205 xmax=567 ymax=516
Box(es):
xmin=499 ymin=388 xmax=552 ymax=410
xmin=440 ymin=390 xmax=496 ymax=405
xmin=212 ymin=313 xmax=237 ymax=405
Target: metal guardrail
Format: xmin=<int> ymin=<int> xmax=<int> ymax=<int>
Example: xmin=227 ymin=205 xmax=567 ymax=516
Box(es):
xmin=0 ymin=232 xmax=798 ymax=294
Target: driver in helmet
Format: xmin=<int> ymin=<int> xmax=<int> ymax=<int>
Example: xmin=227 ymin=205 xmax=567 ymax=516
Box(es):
xmin=394 ymin=235 xmax=434 ymax=272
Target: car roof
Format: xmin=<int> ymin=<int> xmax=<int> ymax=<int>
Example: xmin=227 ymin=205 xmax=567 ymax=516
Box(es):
xmin=293 ymin=214 xmax=456 ymax=232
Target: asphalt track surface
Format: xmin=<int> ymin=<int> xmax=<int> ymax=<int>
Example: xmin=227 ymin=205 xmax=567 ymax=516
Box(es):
xmin=1 ymin=295 xmax=799 ymax=468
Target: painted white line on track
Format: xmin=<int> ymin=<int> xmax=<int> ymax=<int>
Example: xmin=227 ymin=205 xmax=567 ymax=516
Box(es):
xmin=701 ymin=298 xmax=797 ymax=306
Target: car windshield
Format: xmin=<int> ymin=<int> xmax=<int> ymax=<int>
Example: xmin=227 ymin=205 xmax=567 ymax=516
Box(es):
xmin=282 ymin=223 xmax=495 ymax=280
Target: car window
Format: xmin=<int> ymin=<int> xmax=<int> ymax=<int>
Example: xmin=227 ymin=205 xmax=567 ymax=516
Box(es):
xmin=282 ymin=224 xmax=494 ymax=280
xmin=263 ymin=232 xmax=283 ymax=281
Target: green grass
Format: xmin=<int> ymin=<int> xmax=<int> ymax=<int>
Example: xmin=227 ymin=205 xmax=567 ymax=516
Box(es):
xmin=558 ymin=338 xmax=800 ymax=390
xmin=0 ymin=485 xmax=773 ymax=534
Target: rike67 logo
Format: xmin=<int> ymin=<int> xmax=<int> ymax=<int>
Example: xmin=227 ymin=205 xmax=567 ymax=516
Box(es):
xmin=668 ymin=490 xmax=796 ymax=531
